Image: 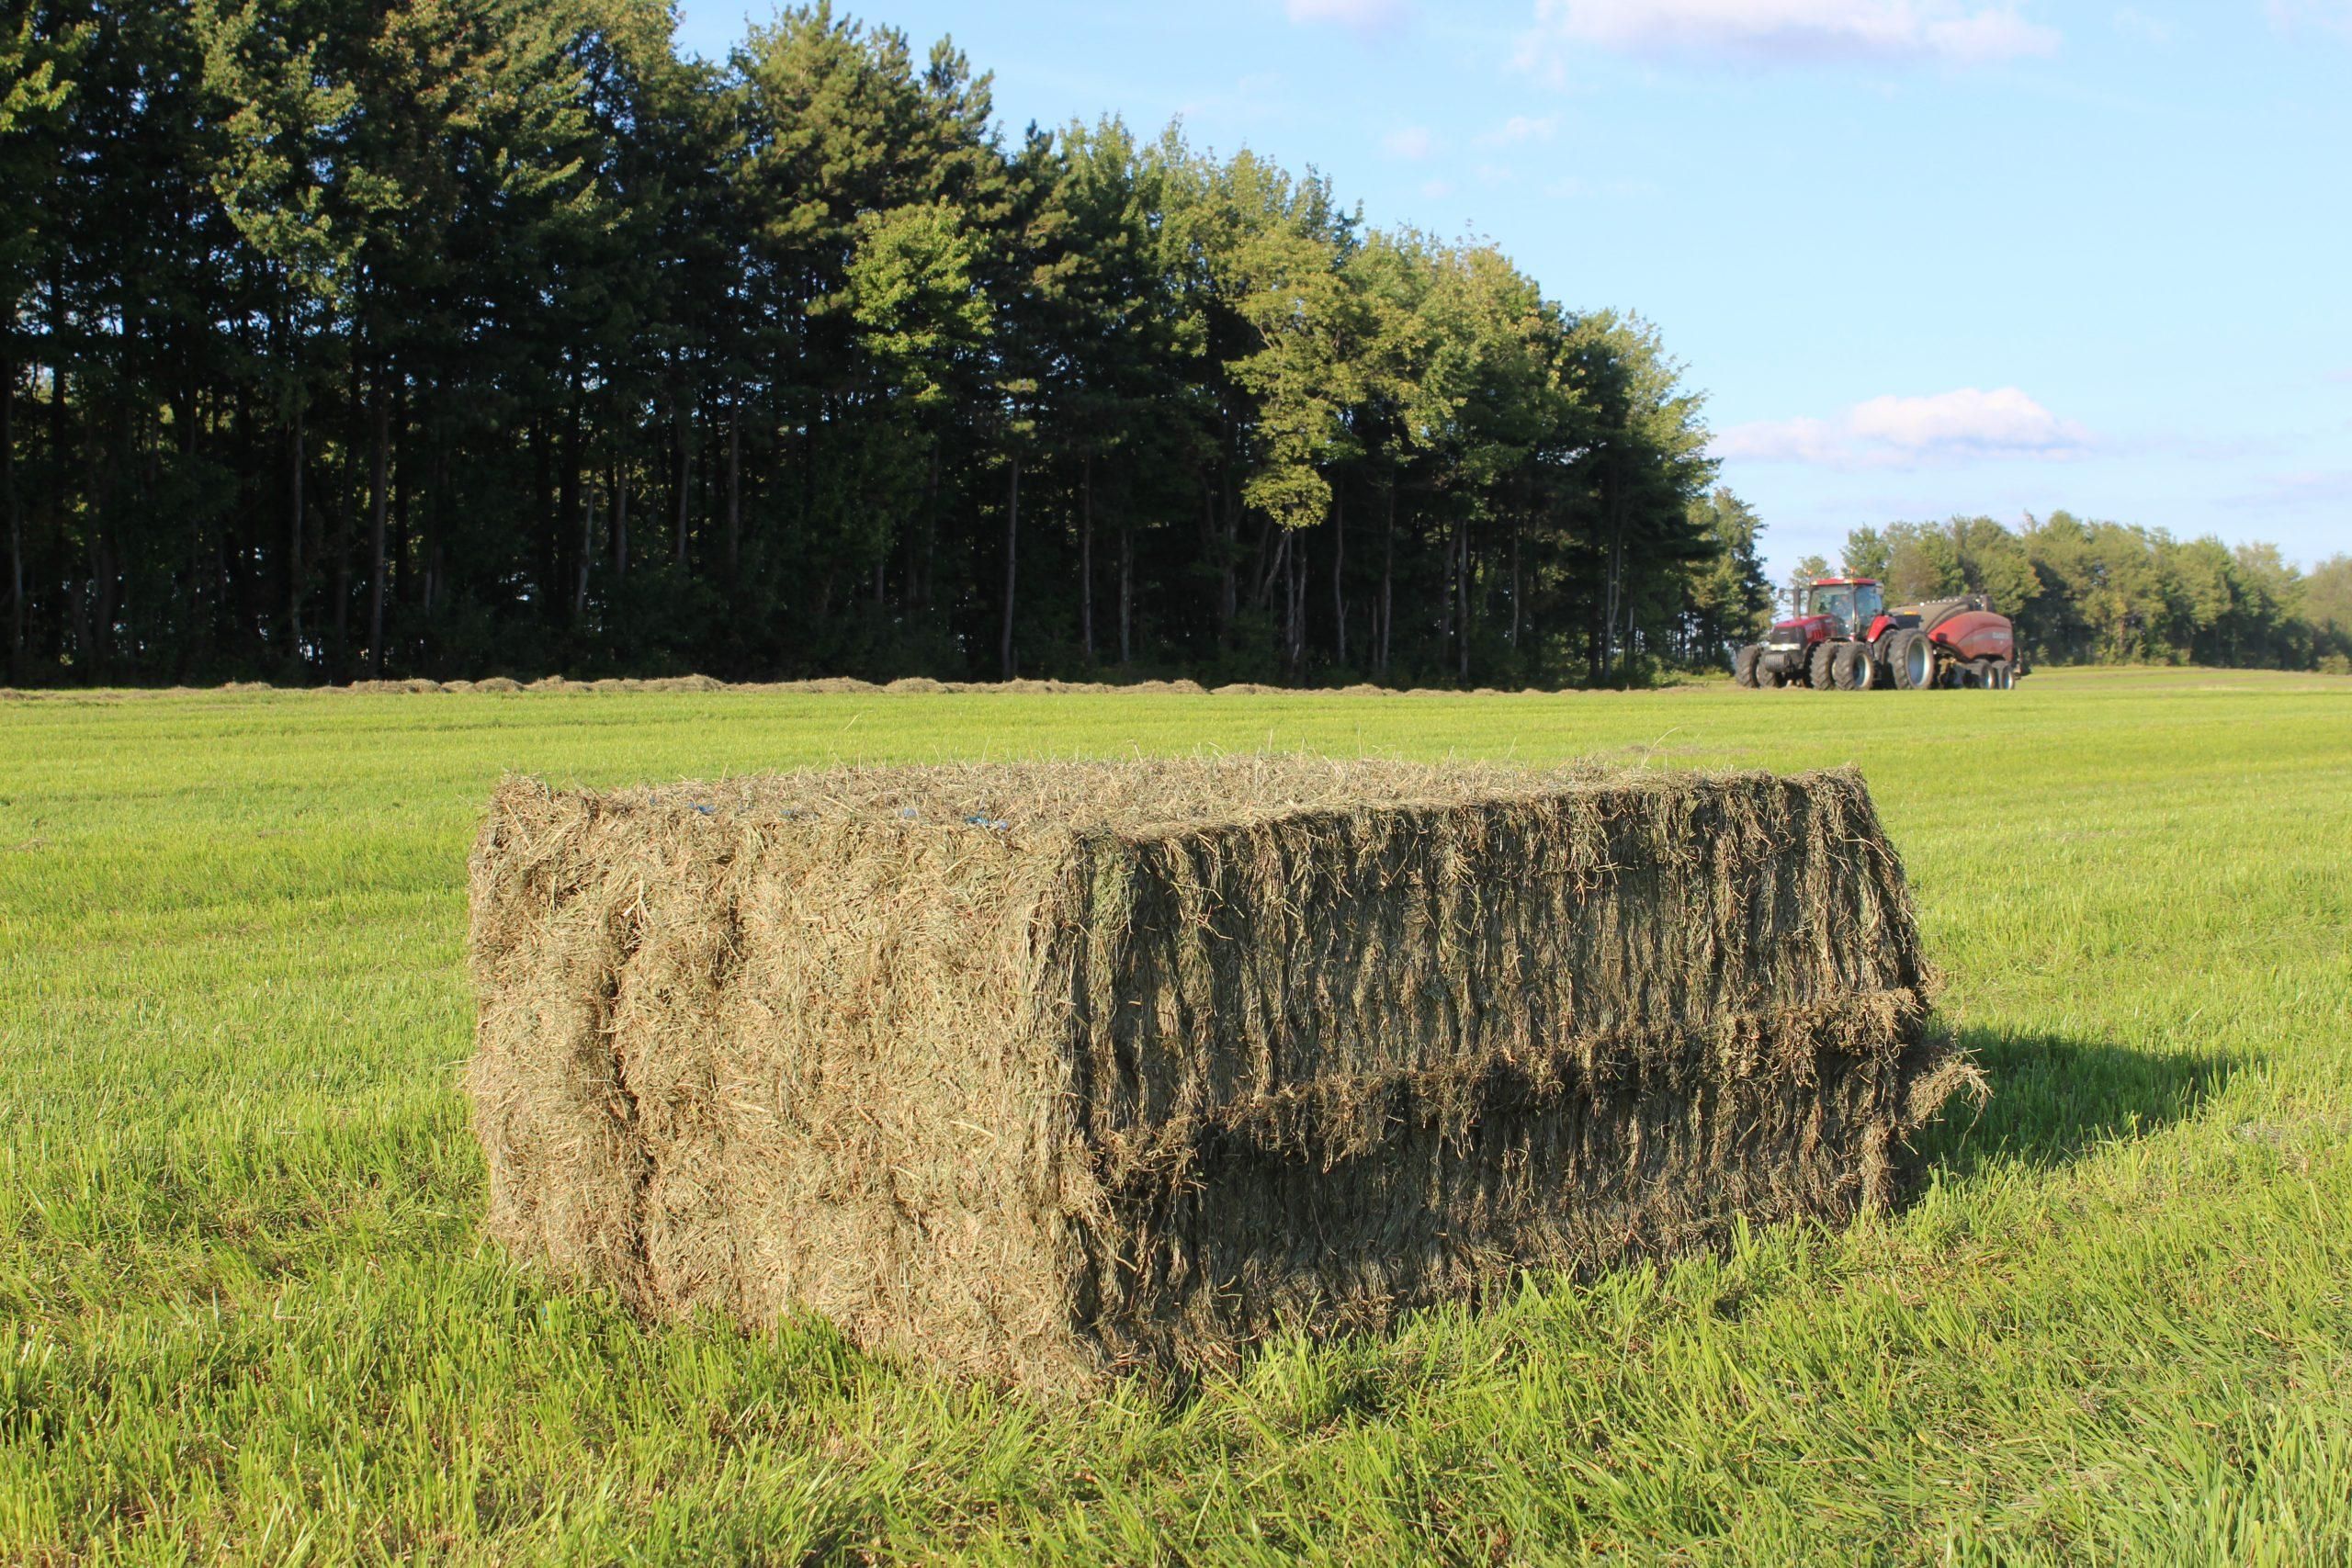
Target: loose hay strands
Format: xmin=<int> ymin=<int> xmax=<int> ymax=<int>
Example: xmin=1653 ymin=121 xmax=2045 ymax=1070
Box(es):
xmin=468 ymin=757 xmax=1976 ymax=1389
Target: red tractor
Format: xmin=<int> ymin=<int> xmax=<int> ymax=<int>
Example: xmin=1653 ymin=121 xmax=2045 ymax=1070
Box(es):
xmin=1735 ymin=576 xmax=2022 ymax=691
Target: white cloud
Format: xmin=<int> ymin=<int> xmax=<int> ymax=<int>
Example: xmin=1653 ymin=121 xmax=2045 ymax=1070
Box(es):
xmin=1383 ymin=124 xmax=1436 ymax=159
xmin=1419 ymin=177 xmax=1456 ymax=198
xmin=1713 ymin=387 xmax=2091 ymax=468
xmin=2267 ymin=1 xmax=2352 ymax=39
xmin=1479 ymin=113 xmax=1559 ymax=145
xmin=2110 ymin=6 xmax=2177 ymax=44
xmin=2233 ymin=468 xmax=2352 ymax=509
xmin=1288 ymin=0 xmax=1411 ymax=30
xmin=1518 ymin=0 xmax=2060 ymax=71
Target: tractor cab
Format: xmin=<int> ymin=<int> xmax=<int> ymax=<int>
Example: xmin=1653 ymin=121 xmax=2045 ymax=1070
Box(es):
xmin=1799 ymin=578 xmax=1883 ymax=637
xmin=1771 ymin=577 xmax=1885 ymax=643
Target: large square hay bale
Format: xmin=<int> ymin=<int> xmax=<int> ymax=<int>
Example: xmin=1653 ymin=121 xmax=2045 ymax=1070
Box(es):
xmin=469 ymin=759 xmax=1973 ymax=1387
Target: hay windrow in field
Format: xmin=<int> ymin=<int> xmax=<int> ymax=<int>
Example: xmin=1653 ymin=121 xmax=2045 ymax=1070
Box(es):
xmin=467 ymin=757 xmax=1977 ymax=1389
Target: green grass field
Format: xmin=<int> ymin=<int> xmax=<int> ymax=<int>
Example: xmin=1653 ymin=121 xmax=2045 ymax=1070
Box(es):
xmin=5 ymin=668 xmax=2350 ymax=1564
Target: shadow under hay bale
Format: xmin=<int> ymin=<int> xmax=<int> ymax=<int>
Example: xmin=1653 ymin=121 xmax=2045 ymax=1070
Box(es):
xmin=468 ymin=758 xmax=1977 ymax=1389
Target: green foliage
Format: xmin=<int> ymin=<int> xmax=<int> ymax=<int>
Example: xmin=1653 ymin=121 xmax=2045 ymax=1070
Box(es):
xmin=1841 ymin=513 xmax=2330 ymax=668
xmin=2308 ymin=554 xmax=2352 ymax=671
xmin=4 ymin=671 xmax=2350 ymax=1560
xmin=2 ymin=0 xmax=1740 ymax=688
xmin=1787 ymin=553 xmax=1829 ymax=607
xmin=1685 ymin=487 xmax=1771 ymax=649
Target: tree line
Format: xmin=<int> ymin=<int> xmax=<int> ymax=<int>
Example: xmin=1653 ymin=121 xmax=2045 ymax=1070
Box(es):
xmin=0 ymin=0 xmax=1782 ymax=688
xmin=1790 ymin=514 xmax=2351 ymax=671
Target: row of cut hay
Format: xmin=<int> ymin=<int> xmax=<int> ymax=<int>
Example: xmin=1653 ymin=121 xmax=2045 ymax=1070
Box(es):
xmin=4 ymin=674 xmax=1640 ymax=699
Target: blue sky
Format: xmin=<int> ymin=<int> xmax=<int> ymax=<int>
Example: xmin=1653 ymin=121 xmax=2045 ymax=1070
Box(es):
xmin=672 ymin=0 xmax=2352 ymax=582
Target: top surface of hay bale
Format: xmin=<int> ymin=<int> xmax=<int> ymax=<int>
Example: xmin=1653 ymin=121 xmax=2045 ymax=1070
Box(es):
xmin=594 ymin=756 xmax=1650 ymax=841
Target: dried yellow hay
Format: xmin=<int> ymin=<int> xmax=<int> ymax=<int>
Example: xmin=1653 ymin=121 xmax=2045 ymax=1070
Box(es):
xmin=469 ymin=757 xmax=1974 ymax=1389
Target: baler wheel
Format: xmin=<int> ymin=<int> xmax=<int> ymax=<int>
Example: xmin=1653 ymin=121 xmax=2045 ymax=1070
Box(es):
xmin=1889 ymin=628 xmax=1937 ymax=690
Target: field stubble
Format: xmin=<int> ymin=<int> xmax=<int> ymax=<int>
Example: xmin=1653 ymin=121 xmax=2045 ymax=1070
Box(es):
xmin=2 ymin=667 xmax=2348 ymax=1563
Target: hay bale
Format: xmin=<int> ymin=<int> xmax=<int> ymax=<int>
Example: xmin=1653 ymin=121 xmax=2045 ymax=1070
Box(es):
xmin=469 ymin=758 xmax=1973 ymax=1390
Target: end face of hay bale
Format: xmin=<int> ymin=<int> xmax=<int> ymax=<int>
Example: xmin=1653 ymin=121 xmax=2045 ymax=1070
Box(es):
xmin=468 ymin=760 xmax=1969 ymax=1388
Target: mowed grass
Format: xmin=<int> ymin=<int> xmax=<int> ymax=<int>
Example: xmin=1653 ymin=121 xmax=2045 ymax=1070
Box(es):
xmin=4 ymin=667 xmax=2350 ymax=1565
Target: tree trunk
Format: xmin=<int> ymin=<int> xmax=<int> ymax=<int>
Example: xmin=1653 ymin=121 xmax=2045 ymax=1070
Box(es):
xmin=725 ymin=405 xmax=741 ymax=573
xmin=366 ymin=380 xmax=390 ymax=678
xmin=424 ymin=440 xmax=446 ymax=619
xmin=673 ymin=399 xmax=692 ymax=569
xmin=1294 ymin=529 xmax=1306 ymax=675
xmin=558 ymin=393 xmax=582 ymax=621
xmin=1331 ymin=487 xmax=1346 ymax=670
xmin=613 ymin=459 xmax=629 ymax=579
xmin=916 ymin=435 xmax=941 ymax=610
xmin=1602 ymin=465 xmax=1625 ymax=683
xmin=288 ymin=382 xmax=305 ymax=660
xmin=1216 ymin=439 xmax=1238 ymax=637
xmin=1288 ymin=531 xmax=1307 ymax=677
xmin=1437 ymin=516 xmax=1453 ymax=674
xmin=5 ymin=349 xmax=19 ymax=681
xmin=1080 ymin=454 xmax=1093 ymax=664
xmin=332 ymin=374 xmax=355 ymax=681
xmin=393 ymin=386 xmax=412 ymax=611
xmin=1457 ymin=515 xmax=1471 ymax=684
xmin=1379 ymin=482 xmax=1395 ymax=681
xmin=575 ymin=487 xmax=594 ymax=620
xmin=1000 ymin=453 xmax=1020 ymax=679
xmin=1510 ymin=511 xmax=1521 ymax=652
xmin=1118 ymin=511 xmax=1132 ymax=665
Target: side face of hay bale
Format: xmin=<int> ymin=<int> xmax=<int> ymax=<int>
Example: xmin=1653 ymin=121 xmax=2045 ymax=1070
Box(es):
xmin=469 ymin=782 xmax=1094 ymax=1383
xmin=469 ymin=761 xmax=1963 ymax=1389
xmin=1046 ymin=773 xmax=1934 ymax=1373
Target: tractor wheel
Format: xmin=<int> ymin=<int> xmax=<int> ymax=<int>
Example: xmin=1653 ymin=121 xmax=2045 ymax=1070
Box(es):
xmin=1809 ymin=641 xmax=1839 ymax=691
xmin=1889 ymin=628 xmax=1937 ymax=690
xmin=1832 ymin=643 xmax=1872 ymax=690
xmin=1734 ymin=645 xmax=1761 ymax=688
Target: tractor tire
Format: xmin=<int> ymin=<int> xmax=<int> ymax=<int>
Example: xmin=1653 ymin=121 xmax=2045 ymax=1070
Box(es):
xmin=1734 ymin=644 xmax=1762 ymax=688
xmin=1832 ymin=643 xmax=1872 ymax=690
xmin=1809 ymin=641 xmax=1839 ymax=691
xmin=1889 ymin=628 xmax=1937 ymax=690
